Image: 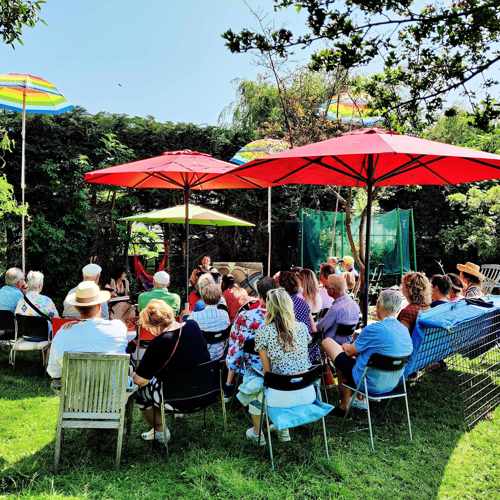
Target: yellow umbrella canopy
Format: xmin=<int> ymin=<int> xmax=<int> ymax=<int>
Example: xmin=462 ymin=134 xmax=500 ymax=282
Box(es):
xmin=121 ymin=203 xmax=254 ymax=227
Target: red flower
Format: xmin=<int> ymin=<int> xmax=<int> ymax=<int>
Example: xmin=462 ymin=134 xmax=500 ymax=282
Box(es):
xmin=249 ymin=321 xmax=261 ymax=330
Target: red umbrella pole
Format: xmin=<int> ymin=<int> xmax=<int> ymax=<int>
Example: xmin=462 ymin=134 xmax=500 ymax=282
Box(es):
xmin=362 ymin=155 xmax=374 ymax=325
xmin=184 ymin=187 xmax=190 ymax=306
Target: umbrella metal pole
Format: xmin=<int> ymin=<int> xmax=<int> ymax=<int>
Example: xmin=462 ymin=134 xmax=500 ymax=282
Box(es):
xmin=267 ymin=187 xmax=272 ymax=276
xmin=21 ymin=92 xmax=27 ymax=273
xmin=184 ymin=187 xmax=190 ymax=306
xmin=363 ymin=156 xmax=374 ymax=326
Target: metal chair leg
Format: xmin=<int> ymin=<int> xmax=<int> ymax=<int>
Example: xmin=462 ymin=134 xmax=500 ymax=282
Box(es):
xmin=219 ymin=370 xmax=227 ymax=431
xmin=321 ymin=416 xmax=330 ymax=459
xmin=265 ymin=408 xmax=275 ymax=470
xmin=365 ymin=385 xmax=375 ymax=451
xmin=160 ymin=391 xmax=169 ymax=457
xmin=403 ymin=379 xmax=413 ymax=441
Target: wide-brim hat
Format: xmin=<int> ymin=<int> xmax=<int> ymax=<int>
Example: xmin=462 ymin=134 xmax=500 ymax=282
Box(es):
xmin=457 ymin=262 xmax=484 ymax=281
xmin=66 ymin=281 xmax=111 ymax=307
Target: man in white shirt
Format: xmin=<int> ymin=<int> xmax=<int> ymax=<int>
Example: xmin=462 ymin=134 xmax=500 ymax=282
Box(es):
xmin=63 ymin=263 xmax=109 ymax=319
xmin=47 ymin=281 xmax=127 ymax=379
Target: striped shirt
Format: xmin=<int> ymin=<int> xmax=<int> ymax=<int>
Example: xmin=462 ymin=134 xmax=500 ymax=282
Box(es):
xmin=189 ymin=305 xmax=230 ymax=360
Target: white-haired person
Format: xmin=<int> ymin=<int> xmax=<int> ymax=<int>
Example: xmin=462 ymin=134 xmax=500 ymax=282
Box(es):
xmin=322 ymin=288 xmax=413 ymax=416
xmin=0 ymin=267 xmax=26 ymax=312
xmin=133 ymin=300 xmax=210 ymax=444
xmin=63 ymin=263 xmax=109 ymax=319
xmin=47 ymin=281 xmax=127 ymax=380
xmin=138 ymin=271 xmax=181 ymax=315
xmin=240 ymin=288 xmax=312 ymax=445
xmin=188 ymin=283 xmax=230 ymax=360
xmin=15 ymin=271 xmax=59 ymax=320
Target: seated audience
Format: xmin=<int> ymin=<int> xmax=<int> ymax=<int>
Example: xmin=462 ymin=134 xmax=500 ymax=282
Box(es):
xmin=47 ymin=282 xmax=127 ymax=379
xmin=187 ymin=272 xmax=225 ymax=312
xmin=341 ymin=255 xmax=358 ymax=291
xmin=222 ymin=274 xmax=249 ymax=321
xmin=326 ymin=256 xmax=339 ymax=269
xmin=0 ymin=267 xmax=26 ymax=312
xmin=138 ymin=271 xmax=180 ymax=315
xmin=63 ymin=263 xmax=109 ymax=319
xmin=280 ymin=270 xmax=318 ymax=363
xmin=317 ymin=275 xmax=360 ymax=343
xmin=447 ymin=273 xmax=464 ymax=302
xmin=398 ymin=272 xmax=431 ymax=335
xmin=299 ymin=268 xmax=322 ymax=314
xmin=322 ymin=289 xmax=413 ymax=415
xmin=133 ymin=300 xmax=210 ymax=444
xmin=188 ymin=283 xmax=230 ymax=360
xmin=15 ymin=271 xmax=59 ymax=320
xmin=107 ymin=267 xmax=134 ymax=322
xmin=318 ymin=264 xmax=335 ymax=310
xmin=457 ymin=262 xmax=484 ymax=299
xmin=241 ymin=288 xmax=312 ymax=445
xmin=430 ymin=274 xmax=451 ymax=307
xmin=225 ymin=277 xmax=276 ymax=399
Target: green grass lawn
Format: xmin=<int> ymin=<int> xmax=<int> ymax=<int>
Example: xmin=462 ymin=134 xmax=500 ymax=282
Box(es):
xmin=0 ymin=351 xmax=498 ymax=500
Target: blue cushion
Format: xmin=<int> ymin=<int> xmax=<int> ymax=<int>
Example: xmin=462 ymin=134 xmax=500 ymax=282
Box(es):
xmin=267 ymin=399 xmax=333 ymax=430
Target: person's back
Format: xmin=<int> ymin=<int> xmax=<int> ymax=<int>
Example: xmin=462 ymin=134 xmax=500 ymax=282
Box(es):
xmin=138 ymin=288 xmax=181 ymax=314
xmin=0 ymin=267 xmax=25 ymax=312
xmin=16 ymin=271 xmax=59 ymax=319
xmin=353 ymin=318 xmax=413 ymax=394
xmin=48 ymin=281 xmax=126 ymax=379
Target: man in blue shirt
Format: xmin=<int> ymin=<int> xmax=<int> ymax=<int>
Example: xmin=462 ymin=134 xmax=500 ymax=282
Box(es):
xmin=322 ymin=288 xmax=413 ymax=416
xmin=0 ymin=267 xmax=26 ymax=312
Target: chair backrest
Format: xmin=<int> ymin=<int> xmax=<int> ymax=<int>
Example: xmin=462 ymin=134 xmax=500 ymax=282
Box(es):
xmin=336 ymin=323 xmax=357 ymax=337
xmin=0 ymin=310 xmax=15 ymax=340
xmin=264 ymin=364 xmax=323 ymax=391
xmin=162 ymin=358 xmax=221 ymax=410
xmin=15 ymin=314 xmax=50 ymax=341
xmin=481 ymin=264 xmax=500 ymax=295
xmin=217 ymin=303 xmax=229 ymax=313
xmin=202 ymin=327 xmax=230 ymax=345
xmin=317 ymin=308 xmax=329 ymax=320
xmin=60 ymin=352 xmax=129 ymax=418
xmin=367 ymin=353 xmax=410 ymax=371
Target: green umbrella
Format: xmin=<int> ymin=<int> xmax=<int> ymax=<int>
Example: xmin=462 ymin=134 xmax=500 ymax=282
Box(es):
xmin=121 ymin=203 xmax=254 ymax=227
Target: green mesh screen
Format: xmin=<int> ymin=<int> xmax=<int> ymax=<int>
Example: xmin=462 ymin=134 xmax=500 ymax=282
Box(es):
xmin=300 ymin=208 xmax=416 ymax=275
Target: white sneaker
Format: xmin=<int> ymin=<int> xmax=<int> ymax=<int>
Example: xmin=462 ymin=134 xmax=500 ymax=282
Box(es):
xmin=350 ymin=396 xmax=368 ymax=411
xmin=246 ymin=427 xmax=266 ymax=446
xmin=141 ymin=428 xmax=155 ymax=441
xmin=277 ymin=428 xmax=291 ymax=442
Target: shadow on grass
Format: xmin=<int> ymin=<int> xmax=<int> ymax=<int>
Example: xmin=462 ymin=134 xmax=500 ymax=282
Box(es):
xmin=0 ymin=362 xmax=497 ymax=498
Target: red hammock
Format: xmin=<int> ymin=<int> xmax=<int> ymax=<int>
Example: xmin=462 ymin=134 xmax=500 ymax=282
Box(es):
xmin=132 ymin=241 xmax=169 ymax=290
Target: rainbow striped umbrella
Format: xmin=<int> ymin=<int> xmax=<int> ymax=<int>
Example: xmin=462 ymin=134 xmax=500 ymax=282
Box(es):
xmin=326 ymin=93 xmax=383 ymax=126
xmin=0 ymin=73 xmax=73 ymax=271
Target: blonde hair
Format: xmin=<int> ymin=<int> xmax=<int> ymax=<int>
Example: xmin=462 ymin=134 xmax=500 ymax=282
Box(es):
xmin=200 ymin=283 xmax=222 ymax=305
xmin=265 ymin=288 xmax=297 ymax=352
xmin=139 ymin=299 xmax=175 ymax=334
xmin=299 ymin=269 xmax=319 ymax=305
xmin=401 ymin=272 xmax=432 ymax=306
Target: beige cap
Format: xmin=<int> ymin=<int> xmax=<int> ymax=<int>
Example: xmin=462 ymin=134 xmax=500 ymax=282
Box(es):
xmin=66 ymin=281 xmax=110 ymax=307
xmin=82 ymin=263 xmax=102 ymax=277
xmin=153 ymin=271 xmax=170 ymax=286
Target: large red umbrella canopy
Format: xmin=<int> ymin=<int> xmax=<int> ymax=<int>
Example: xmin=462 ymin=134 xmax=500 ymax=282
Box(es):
xmin=85 ymin=150 xmax=269 ymax=300
xmin=230 ymin=128 xmax=500 ymax=186
xmin=230 ymin=128 xmax=500 ymax=322
xmin=84 ymin=149 xmax=268 ymax=190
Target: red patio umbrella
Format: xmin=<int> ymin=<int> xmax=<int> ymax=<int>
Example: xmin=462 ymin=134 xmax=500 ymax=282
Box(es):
xmin=85 ymin=150 xmax=269 ymax=301
xmin=227 ymin=128 xmax=500 ymax=323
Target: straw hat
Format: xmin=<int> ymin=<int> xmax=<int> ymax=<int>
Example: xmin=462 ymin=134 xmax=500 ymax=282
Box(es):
xmin=456 ymin=262 xmax=484 ymax=281
xmin=66 ymin=281 xmax=111 ymax=307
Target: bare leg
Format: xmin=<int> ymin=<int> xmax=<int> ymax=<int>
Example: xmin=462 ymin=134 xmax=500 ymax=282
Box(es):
xmin=226 ymin=369 xmax=235 ymax=385
xmin=251 ymin=414 xmax=261 ymax=434
xmin=142 ymin=408 xmax=163 ymax=431
xmin=335 ymin=368 xmax=352 ymax=410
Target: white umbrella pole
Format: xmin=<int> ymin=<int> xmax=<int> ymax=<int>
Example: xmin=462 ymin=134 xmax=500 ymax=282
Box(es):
xmin=267 ymin=187 xmax=272 ymax=276
xmin=21 ymin=93 xmax=27 ymax=274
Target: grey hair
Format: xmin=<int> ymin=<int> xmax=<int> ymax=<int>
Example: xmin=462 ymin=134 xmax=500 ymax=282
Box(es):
xmin=197 ymin=272 xmax=215 ymax=293
xmin=5 ymin=267 xmax=24 ymax=286
xmin=26 ymin=271 xmax=44 ymax=291
xmin=377 ymin=288 xmax=403 ymax=315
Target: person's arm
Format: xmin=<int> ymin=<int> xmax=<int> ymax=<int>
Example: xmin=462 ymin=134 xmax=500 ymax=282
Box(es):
xmin=132 ymin=372 xmax=149 ymax=387
xmin=46 ymin=340 xmax=62 ymax=378
xmin=342 ymin=342 xmax=358 ymax=357
xmin=258 ymin=350 xmax=271 ymax=374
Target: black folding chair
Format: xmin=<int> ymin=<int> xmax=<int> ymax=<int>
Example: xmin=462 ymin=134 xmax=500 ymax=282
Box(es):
xmin=0 ymin=310 xmax=15 ymax=348
xmin=10 ymin=314 xmax=51 ymax=368
xmin=258 ymin=365 xmax=332 ymax=470
xmin=343 ymin=353 xmax=412 ymax=451
xmin=158 ymin=358 xmax=227 ymax=455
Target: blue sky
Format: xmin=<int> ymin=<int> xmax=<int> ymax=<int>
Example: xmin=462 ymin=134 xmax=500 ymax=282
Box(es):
xmin=0 ymin=1 xmax=308 ymax=124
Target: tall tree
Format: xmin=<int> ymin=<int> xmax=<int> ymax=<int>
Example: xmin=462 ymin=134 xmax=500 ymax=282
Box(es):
xmin=0 ymin=0 xmax=45 ymax=46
